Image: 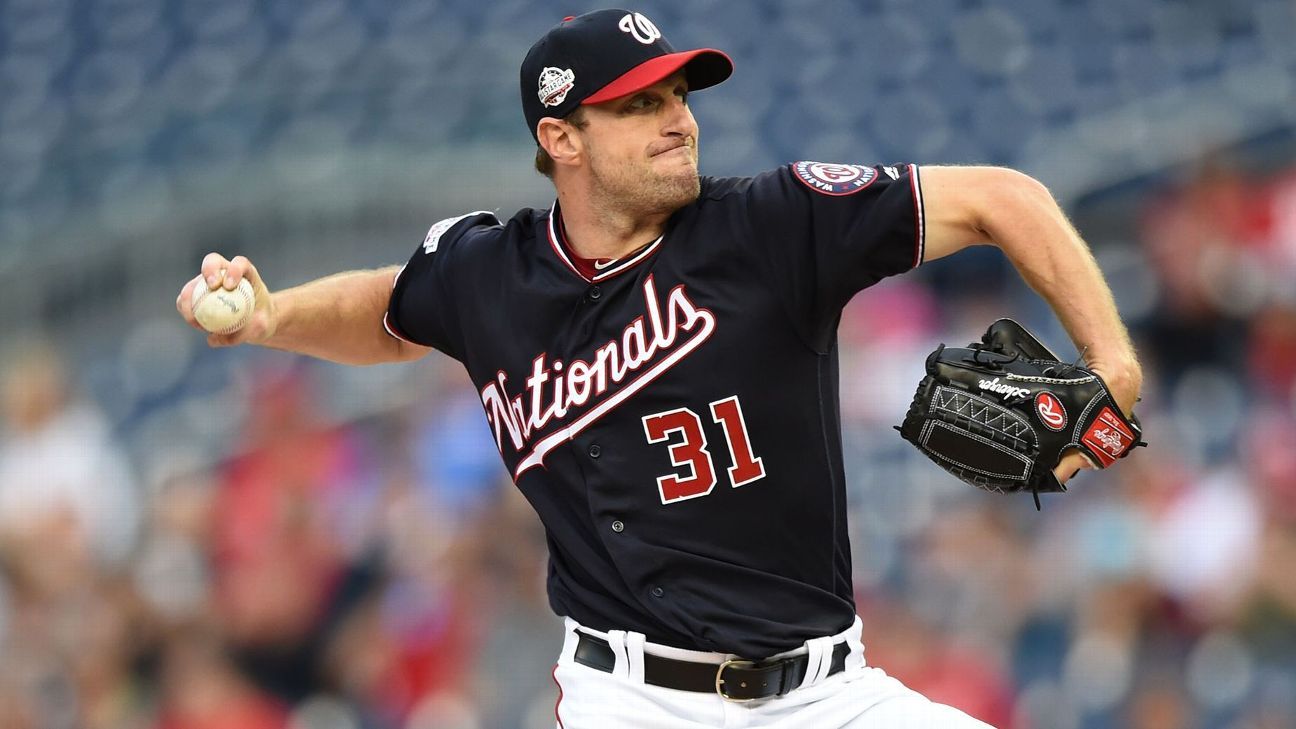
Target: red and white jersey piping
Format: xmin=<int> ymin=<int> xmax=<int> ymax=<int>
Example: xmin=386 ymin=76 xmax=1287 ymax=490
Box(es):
xmin=546 ymin=200 xmax=665 ymax=283
xmin=909 ymin=163 xmax=926 ymax=268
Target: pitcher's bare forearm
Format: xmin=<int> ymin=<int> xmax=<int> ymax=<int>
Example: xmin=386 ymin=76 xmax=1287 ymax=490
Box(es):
xmin=979 ymin=173 xmax=1139 ymax=404
xmin=267 ymin=267 xmax=430 ymax=365
xmin=920 ymin=167 xmax=1142 ymax=414
xmin=178 ymin=254 xmax=431 ymax=365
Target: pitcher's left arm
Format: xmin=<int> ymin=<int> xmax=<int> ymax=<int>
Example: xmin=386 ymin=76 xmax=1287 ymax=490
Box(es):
xmin=917 ymin=166 xmax=1143 ymax=482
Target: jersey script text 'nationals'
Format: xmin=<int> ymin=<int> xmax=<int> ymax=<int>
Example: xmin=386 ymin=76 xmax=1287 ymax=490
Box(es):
xmin=482 ymin=276 xmax=714 ymax=478
xmin=382 ymin=163 xmax=927 ymax=658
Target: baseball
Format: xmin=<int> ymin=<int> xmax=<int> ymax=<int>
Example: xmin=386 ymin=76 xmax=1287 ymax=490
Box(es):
xmin=190 ymin=277 xmax=255 ymax=334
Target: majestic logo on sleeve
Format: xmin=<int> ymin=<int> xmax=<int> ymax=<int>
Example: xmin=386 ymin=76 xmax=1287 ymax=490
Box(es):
xmin=792 ymin=161 xmax=878 ymax=196
xmin=424 ymin=211 xmax=497 ymax=254
xmin=480 ymin=275 xmax=715 ymax=478
xmin=538 ymin=67 xmax=576 ymax=107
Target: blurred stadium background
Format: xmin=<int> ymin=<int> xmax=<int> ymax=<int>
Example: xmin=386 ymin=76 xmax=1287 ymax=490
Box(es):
xmin=1 ymin=0 xmax=1295 ymax=727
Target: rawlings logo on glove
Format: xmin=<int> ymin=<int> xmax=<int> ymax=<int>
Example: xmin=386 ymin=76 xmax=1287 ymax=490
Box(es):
xmin=896 ymin=319 xmax=1145 ymax=508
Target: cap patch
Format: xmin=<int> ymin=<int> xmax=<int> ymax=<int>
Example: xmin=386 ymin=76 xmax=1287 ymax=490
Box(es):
xmin=792 ymin=161 xmax=878 ymax=196
xmin=538 ymin=67 xmax=576 ymax=107
xmin=618 ymin=12 xmax=662 ymax=44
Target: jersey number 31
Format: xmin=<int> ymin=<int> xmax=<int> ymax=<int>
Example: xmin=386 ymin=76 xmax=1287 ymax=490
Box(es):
xmin=641 ymin=395 xmax=766 ymax=504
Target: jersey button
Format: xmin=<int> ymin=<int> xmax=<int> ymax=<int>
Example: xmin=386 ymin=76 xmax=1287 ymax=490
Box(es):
xmin=651 ymin=587 xmax=665 ymax=598
xmin=611 ymin=520 xmax=624 ymax=533
xmin=588 ymin=444 xmax=601 ymax=458
xmin=588 ymin=286 xmax=602 ymax=301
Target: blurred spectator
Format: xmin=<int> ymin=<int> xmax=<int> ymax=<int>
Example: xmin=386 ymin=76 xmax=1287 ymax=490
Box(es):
xmin=1123 ymin=676 xmax=1195 ymax=729
xmin=210 ymin=365 xmax=371 ymax=702
xmin=154 ymin=625 xmax=289 ymax=729
xmin=468 ymin=483 xmax=562 ymax=729
xmin=1248 ymin=304 xmax=1296 ymax=400
xmin=861 ymin=597 xmax=1018 ymax=728
xmin=1141 ymin=156 xmax=1272 ymax=320
xmin=1146 ymin=468 xmax=1261 ymax=623
xmin=132 ymin=458 xmax=217 ymax=627
xmin=0 ymin=339 xmax=139 ymax=568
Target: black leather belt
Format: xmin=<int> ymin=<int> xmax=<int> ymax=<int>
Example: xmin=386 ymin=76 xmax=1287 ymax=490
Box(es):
xmin=572 ymin=631 xmax=849 ymax=701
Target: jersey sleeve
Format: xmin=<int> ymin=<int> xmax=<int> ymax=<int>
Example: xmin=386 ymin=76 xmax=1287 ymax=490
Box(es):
xmin=384 ymin=210 xmax=500 ymax=360
xmin=743 ymin=162 xmax=924 ymax=351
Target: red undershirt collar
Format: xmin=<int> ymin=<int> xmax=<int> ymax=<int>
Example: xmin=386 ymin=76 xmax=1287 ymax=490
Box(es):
xmin=555 ymin=209 xmax=617 ymax=279
xmin=550 ymin=202 xmax=657 ymax=282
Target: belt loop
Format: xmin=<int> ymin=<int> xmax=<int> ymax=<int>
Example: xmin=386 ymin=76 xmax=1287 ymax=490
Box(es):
xmin=606 ymin=630 xmax=629 ymax=680
xmin=624 ymin=631 xmax=646 ymax=684
xmin=798 ymin=636 xmax=835 ymax=690
xmin=845 ymin=616 xmax=866 ymax=671
xmin=560 ymin=618 xmax=582 ymax=664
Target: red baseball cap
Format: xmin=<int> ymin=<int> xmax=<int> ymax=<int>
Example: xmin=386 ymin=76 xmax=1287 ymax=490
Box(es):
xmin=520 ymin=9 xmax=733 ymax=142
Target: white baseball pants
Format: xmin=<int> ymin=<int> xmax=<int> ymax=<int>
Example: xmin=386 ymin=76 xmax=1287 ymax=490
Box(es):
xmin=551 ymin=617 xmax=996 ymax=729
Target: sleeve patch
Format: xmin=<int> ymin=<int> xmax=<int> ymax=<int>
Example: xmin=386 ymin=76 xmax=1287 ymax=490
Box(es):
xmin=791 ymin=161 xmax=877 ymax=196
xmin=423 ymin=210 xmax=498 ymax=254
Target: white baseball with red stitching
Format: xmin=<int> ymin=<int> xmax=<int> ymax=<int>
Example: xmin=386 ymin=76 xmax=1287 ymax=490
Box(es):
xmin=191 ymin=278 xmax=255 ymax=334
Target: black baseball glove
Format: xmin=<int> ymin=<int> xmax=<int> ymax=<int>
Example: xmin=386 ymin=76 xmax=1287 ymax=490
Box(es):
xmin=896 ymin=319 xmax=1144 ymax=508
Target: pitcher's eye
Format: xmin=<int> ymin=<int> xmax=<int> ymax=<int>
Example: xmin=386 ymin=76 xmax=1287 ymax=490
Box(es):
xmin=625 ymin=95 xmax=656 ymax=112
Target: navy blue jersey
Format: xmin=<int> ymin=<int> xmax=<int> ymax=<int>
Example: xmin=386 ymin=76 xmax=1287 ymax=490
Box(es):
xmin=386 ymin=162 xmax=925 ymax=658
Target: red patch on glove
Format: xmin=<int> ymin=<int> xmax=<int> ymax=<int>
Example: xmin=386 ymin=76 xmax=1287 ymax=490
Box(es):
xmin=1081 ymin=406 xmax=1136 ymax=467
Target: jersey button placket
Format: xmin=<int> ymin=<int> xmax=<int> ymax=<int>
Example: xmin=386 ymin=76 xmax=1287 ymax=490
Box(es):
xmin=587 ymin=285 xmax=602 ymax=301
xmin=588 ymin=444 xmax=601 ymax=458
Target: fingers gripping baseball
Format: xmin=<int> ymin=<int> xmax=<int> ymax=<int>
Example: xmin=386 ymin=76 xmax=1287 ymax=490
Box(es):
xmin=175 ymin=253 xmax=277 ymax=347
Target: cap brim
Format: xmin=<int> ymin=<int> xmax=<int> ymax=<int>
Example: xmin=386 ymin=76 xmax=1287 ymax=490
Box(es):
xmin=581 ymin=49 xmax=733 ymax=105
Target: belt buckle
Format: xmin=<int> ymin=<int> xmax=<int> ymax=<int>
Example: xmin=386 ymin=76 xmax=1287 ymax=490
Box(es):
xmin=715 ymin=658 xmax=760 ymax=702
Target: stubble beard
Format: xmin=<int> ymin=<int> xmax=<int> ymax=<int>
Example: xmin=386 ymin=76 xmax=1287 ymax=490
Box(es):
xmin=589 ymin=149 xmax=701 ymax=218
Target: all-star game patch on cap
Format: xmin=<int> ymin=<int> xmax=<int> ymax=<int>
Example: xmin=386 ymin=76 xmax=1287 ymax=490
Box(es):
xmin=520 ymin=9 xmax=734 ymax=143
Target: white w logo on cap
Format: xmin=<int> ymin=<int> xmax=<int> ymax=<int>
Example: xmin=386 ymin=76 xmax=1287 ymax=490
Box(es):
xmin=618 ymin=12 xmax=661 ymax=44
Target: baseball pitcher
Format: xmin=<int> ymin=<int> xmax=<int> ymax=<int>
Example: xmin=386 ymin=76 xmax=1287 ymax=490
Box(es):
xmin=177 ymin=10 xmax=1142 ymax=728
